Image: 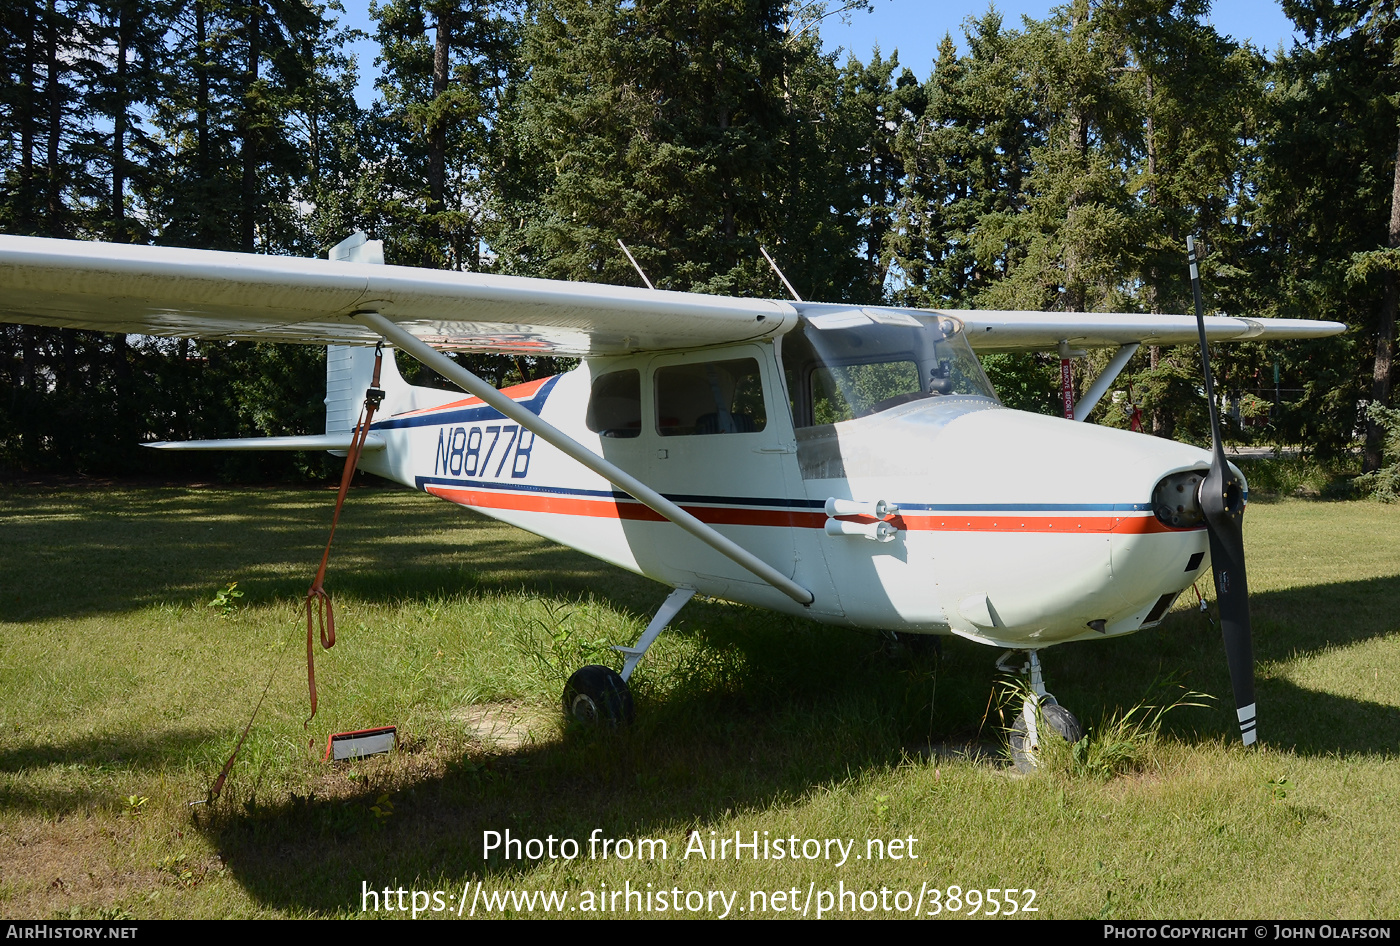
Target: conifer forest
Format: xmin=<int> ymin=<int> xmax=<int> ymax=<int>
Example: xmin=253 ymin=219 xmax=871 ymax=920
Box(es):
xmin=1 ymin=1 xmax=1396 ymax=481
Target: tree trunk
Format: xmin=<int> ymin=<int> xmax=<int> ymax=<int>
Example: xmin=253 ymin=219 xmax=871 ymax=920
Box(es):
xmin=1061 ymin=1 xmax=1090 ymax=314
xmin=240 ymin=1 xmax=261 ymax=253
xmin=1144 ymin=72 xmax=1170 ymax=438
xmin=45 ymin=0 xmax=63 ymax=237
xmin=19 ymin=0 xmax=37 ymax=232
xmin=427 ymin=6 xmax=450 ymax=267
xmin=1363 ymin=122 xmax=1400 ymax=472
xmin=195 ymin=0 xmax=213 ymax=246
xmin=112 ymin=2 xmax=129 ymax=242
xmin=22 ymin=326 xmax=37 ymax=391
xmin=719 ymin=106 xmax=735 ymax=243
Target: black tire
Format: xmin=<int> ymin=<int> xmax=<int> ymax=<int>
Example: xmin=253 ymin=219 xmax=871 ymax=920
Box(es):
xmin=1009 ymin=702 xmax=1083 ymax=772
xmin=562 ymin=665 xmax=635 ymax=727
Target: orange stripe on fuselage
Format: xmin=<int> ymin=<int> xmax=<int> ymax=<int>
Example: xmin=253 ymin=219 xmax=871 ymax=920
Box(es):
xmin=889 ymin=514 xmax=1180 ymax=535
xmin=390 ymin=376 xmax=554 ymax=419
xmin=425 ymin=486 xmax=1189 ymax=535
xmin=426 ymin=486 xmax=827 ymax=527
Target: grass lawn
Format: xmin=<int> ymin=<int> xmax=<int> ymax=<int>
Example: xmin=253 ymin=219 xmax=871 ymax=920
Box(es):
xmin=0 ymin=482 xmax=1397 ymax=919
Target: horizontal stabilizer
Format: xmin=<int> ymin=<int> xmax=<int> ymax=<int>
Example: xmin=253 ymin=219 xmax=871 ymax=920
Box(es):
xmin=143 ymin=433 xmax=385 ymax=452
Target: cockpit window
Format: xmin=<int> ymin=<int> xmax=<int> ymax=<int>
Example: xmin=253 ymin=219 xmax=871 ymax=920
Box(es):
xmin=811 ymin=360 xmax=922 ymax=424
xmin=782 ymin=310 xmax=999 ymax=428
xmin=655 ymin=358 xmax=768 ymax=436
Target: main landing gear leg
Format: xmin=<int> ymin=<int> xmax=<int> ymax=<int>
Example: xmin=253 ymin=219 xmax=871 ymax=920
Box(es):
xmin=996 ymin=649 xmax=1084 ymax=771
xmin=562 ymin=587 xmax=695 ymax=727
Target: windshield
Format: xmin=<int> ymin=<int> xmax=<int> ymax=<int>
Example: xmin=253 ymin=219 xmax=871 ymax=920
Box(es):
xmin=780 ymin=309 xmax=999 ymax=428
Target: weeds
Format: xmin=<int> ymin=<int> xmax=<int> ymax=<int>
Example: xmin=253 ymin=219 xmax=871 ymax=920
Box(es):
xmin=518 ymin=599 xmax=621 ymax=686
xmin=155 ymin=854 xmax=195 ymax=887
xmin=1002 ymin=678 xmax=1212 ymax=780
xmin=368 ymin=793 xmax=394 ymax=824
xmin=1060 ymin=686 xmax=1211 ymax=779
xmin=207 ymin=582 xmax=244 ymax=617
xmin=1267 ymin=775 xmax=1295 ymax=801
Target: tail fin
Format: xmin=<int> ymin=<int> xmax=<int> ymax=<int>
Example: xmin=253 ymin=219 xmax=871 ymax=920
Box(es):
xmin=324 ymin=232 xmax=411 ymax=434
xmin=324 ymin=345 xmax=410 ymax=434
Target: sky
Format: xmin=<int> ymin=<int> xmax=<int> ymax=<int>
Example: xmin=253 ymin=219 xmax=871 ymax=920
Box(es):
xmin=335 ymin=1 xmax=1306 ymax=107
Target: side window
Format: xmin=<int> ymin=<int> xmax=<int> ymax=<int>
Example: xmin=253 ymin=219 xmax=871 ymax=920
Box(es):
xmin=655 ymin=358 xmax=767 ymax=437
xmin=586 ymin=369 xmax=642 ymax=438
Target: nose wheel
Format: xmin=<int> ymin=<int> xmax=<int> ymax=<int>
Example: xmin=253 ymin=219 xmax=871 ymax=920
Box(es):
xmin=1008 ymin=700 xmax=1083 ymax=771
xmin=997 ymin=650 xmax=1083 ymax=771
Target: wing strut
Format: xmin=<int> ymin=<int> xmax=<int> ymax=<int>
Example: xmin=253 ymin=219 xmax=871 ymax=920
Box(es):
xmin=355 ymin=312 xmax=815 ymax=607
xmin=1072 ymin=342 xmax=1140 ymax=422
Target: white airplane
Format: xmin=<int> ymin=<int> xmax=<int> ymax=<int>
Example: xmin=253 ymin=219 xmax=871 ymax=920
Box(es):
xmin=0 ymin=232 xmax=1345 ymax=762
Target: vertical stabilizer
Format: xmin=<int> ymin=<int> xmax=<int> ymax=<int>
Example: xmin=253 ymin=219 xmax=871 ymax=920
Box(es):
xmin=328 ymin=231 xmax=384 ymax=265
xmin=325 ymin=345 xmax=410 ymax=434
xmin=324 ymin=233 xmax=406 ymax=433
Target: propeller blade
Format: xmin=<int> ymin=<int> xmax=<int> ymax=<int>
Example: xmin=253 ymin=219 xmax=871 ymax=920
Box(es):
xmin=1187 ymin=236 xmax=1257 ymax=747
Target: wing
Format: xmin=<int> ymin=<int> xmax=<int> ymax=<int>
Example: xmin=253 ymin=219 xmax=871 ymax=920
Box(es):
xmin=0 ymin=236 xmax=1343 ymax=355
xmin=0 ymin=235 xmax=796 ymax=355
xmin=787 ymin=304 xmax=1344 ymax=351
xmin=943 ymin=309 xmax=1344 ymax=351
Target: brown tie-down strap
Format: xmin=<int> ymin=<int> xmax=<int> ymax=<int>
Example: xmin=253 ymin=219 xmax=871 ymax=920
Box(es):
xmin=305 ymin=344 xmax=385 ymax=725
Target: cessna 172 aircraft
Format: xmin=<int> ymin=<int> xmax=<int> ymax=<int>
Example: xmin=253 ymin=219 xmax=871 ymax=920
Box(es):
xmin=0 ymin=232 xmax=1345 ymax=761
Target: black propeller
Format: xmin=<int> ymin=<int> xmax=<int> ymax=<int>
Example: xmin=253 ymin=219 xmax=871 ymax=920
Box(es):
xmin=1187 ymin=235 xmax=1257 ymax=747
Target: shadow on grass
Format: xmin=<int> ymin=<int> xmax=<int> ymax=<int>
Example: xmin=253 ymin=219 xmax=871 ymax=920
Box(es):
xmin=1263 ymin=680 xmax=1400 ymax=755
xmin=1014 ymin=575 xmax=1400 ymax=754
xmin=203 ymin=577 xmax=1400 ymax=916
xmin=204 ymin=638 xmax=966 ymax=916
xmin=7 ymin=485 xmax=1400 ymax=912
xmin=0 ymin=728 xmax=221 ymax=814
xmin=0 ymin=483 xmax=660 ymax=623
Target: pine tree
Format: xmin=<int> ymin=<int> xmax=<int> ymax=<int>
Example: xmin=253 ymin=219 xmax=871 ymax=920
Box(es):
xmin=492 ymin=0 xmax=793 ymax=295
xmin=367 ymin=0 xmax=518 ymax=271
xmin=1254 ymin=0 xmax=1399 ymax=459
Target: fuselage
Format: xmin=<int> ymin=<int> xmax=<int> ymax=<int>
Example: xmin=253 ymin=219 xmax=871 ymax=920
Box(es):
xmin=351 ymin=319 xmax=1220 ymax=651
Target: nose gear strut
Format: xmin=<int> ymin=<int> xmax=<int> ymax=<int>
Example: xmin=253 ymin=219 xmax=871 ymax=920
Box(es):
xmin=996 ymin=649 xmax=1084 ymax=771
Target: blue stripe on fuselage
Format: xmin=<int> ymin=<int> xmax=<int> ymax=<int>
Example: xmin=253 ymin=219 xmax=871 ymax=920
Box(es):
xmin=371 ymin=375 xmax=561 ymax=430
xmin=412 ymin=474 xmax=1152 ymax=513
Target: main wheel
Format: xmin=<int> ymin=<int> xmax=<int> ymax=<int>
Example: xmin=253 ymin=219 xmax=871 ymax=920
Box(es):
xmin=1009 ymin=701 xmax=1083 ymax=772
xmin=562 ymin=665 xmax=635 ymax=727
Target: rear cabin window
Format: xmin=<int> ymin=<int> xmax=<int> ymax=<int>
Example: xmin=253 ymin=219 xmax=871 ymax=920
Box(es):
xmin=586 ymin=369 xmax=642 ymax=438
xmin=655 ymin=358 xmax=767 ymax=436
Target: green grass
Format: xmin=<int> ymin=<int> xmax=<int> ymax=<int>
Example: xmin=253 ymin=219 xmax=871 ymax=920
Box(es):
xmin=1 ymin=483 xmax=1398 ymax=919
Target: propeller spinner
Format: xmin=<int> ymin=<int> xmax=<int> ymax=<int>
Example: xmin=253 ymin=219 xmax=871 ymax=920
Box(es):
xmin=1187 ymin=236 xmax=1257 ymax=746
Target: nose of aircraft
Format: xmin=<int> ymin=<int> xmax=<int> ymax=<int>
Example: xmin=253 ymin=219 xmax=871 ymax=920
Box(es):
xmin=930 ymin=405 xmax=1215 ymax=511
xmin=887 ymin=403 xmax=1219 ymax=643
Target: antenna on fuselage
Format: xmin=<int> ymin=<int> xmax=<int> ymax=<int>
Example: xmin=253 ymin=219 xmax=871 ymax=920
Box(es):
xmin=759 ymin=245 xmax=803 ymax=302
xmin=616 ymin=239 xmax=655 ymax=290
